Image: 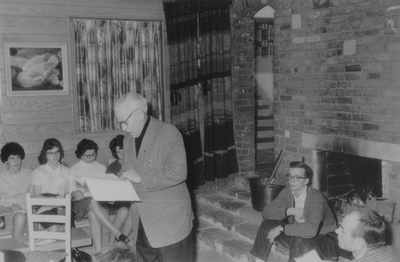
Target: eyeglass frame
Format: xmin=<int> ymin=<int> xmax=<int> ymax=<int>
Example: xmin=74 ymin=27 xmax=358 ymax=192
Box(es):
xmin=285 ymin=173 xmax=307 ymax=182
xmin=46 ymin=151 xmax=61 ymax=157
xmin=83 ymin=153 xmax=98 ymax=159
xmin=119 ymin=108 xmax=140 ymax=128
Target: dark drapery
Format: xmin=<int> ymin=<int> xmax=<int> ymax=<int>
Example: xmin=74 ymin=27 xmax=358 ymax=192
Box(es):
xmin=198 ymin=0 xmax=238 ymax=181
xmin=163 ymin=0 xmax=238 ymax=189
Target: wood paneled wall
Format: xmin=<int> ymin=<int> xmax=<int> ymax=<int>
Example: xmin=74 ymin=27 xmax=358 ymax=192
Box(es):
xmin=0 ymin=0 xmax=164 ymax=169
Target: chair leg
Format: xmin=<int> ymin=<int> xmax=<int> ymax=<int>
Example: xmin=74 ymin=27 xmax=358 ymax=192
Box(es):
xmin=332 ymin=245 xmax=339 ymax=262
xmin=326 ymin=232 xmax=339 ymax=262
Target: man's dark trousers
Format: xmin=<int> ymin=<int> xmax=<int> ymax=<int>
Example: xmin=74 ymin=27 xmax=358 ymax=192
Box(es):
xmin=250 ymin=219 xmax=335 ymax=262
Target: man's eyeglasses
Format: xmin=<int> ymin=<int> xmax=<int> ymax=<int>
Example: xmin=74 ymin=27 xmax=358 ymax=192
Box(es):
xmin=83 ymin=153 xmax=97 ymax=159
xmin=119 ymin=108 xmax=139 ymax=128
xmin=46 ymin=151 xmax=60 ymax=157
xmin=285 ymin=174 xmax=307 ymax=182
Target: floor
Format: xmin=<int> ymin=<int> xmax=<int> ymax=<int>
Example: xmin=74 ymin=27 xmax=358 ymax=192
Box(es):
xmin=78 ymin=231 xmax=236 ymax=262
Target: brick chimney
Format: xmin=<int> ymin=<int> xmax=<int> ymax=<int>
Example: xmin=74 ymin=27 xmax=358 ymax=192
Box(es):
xmin=272 ymin=0 xmax=400 ymax=206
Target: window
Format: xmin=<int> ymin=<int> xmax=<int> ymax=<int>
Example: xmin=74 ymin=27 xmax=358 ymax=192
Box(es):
xmin=255 ymin=20 xmax=274 ymax=58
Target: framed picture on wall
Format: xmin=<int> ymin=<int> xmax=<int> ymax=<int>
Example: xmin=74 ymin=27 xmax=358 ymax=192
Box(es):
xmin=4 ymin=43 xmax=69 ymax=96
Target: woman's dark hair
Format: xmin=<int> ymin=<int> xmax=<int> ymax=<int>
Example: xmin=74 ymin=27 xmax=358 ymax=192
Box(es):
xmin=289 ymin=161 xmax=313 ymax=185
xmin=75 ymin=139 xmax=99 ymax=158
xmin=109 ymin=135 xmax=124 ymax=159
xmin=38 ymin=138 xmax=64 ymax=165
xmin=1 ymin=142 xmax=25 ymax=163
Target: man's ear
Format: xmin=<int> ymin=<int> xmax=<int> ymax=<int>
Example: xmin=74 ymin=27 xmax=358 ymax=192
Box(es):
xmin=138 ymin=108 xmax=146 ymax=119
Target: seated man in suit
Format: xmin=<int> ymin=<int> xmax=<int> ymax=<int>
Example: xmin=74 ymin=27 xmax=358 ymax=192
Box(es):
xmin=336 ymin=208 xmax=400 ymax=262
xmin=250 ymin=161 xmax=337 ymax=262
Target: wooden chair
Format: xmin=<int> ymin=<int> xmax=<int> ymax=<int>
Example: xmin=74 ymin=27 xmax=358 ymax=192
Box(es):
xmin=27 ymin=193 xmax=75 ymax=261
xmin=0 ymin=193 xmax=92 ymax=261
xmin=5 ymin=193 xmax=91 ymax=262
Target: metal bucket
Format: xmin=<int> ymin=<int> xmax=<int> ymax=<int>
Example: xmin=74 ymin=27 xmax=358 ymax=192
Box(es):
xmin=248 ymin=177 xmax=285 ymax=212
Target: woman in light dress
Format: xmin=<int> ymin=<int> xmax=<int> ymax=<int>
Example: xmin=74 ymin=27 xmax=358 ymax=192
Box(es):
xmin=32 ymin=138 xmax=69 ymax=232
xmin=0 ymin=142 xmax=33 ymax=238
xmin=69 ymin=139 xmax=129 ymax=252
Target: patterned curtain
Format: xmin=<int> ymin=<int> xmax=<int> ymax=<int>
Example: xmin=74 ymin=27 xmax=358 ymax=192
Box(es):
xmin=73 ymin=19 xmax=163 ymax=132
xmin=163 ymin=0 xmax=238 ymax=189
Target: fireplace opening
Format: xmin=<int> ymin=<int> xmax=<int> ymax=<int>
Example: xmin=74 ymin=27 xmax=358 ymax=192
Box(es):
xmin=316 ymin=150 xmax=382 ymax=198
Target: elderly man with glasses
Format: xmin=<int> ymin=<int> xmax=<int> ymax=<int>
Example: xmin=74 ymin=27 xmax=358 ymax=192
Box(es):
xmin=114 ymin=92 xmax=194 ymax=262
xmin=250 ymin=161 xmax=337 ymax=262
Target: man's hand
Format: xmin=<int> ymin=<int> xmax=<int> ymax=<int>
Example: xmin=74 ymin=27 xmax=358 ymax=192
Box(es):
xmin=120 ymin=169 xmax=141 ymax=184
xmin=287 ymin=207 xmax=304 ymax=220
xmin=10 ymin=204 xmax=22 ymax=212
xmin=267 ymin=226 xmax=282 ymax=243
xmin=72 ymin=190 xmax=85 ymax=200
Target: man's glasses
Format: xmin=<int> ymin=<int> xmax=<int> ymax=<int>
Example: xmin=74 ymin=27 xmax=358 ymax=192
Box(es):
xmin=119 ymin=108 xmax=139 ymax=128
xmin=46 ymin=151 xmax=60 ymax=157
xmin=83 ymin=153 xmax=97 ymax=159
xmin=285 ymin=174 xmax=307 ymax=182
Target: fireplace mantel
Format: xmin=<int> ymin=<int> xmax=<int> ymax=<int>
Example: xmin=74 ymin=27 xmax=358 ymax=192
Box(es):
xmin=299 ymin=132 xmax=400 ymax=201
xmin=301 ymin=133 xmax=400 ymax=163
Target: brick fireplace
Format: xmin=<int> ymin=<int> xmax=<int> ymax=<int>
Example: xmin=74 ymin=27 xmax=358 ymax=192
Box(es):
xmin=268 ymin=1 xmax=400 ymax=220
xmin=301 ymin=133 xmax=400 ymax=204
xmin=316 ymin=150 xmax=382 ymax=198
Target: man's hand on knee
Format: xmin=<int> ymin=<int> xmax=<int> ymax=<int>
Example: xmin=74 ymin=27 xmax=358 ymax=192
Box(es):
xmin=267 ymin=225 xmax=283 ymax=243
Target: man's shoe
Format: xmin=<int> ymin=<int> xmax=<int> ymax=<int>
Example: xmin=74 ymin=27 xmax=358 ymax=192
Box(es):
xmin=116 ymin=234 xmax=130 ymax=244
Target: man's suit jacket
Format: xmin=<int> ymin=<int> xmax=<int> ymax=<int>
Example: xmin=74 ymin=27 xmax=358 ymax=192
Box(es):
xmin=121 ymin=117 xmax=194 ymax=248
xmin=262 ymin=186 xmax=337 ymax=237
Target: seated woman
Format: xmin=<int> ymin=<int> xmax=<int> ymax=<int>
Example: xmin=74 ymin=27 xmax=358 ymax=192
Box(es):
xmin=32 ymin=138 xmax=69 ymax=232
xmin=69 ymin=139 xmax=129 ymax=251
xmin=106 ymin=135 xmax=124 ymax=175
xmin=106 ymin=135 xmax=132 ymax=243
xmin=0 ymin=142 xmax=33 ymax=238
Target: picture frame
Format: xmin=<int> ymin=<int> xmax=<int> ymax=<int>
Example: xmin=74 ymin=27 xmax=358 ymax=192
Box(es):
xmin=4 ymin=43 xmax=69 ymax=96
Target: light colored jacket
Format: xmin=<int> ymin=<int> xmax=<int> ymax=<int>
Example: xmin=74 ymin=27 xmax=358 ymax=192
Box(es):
xmin=122 ymin=117 xmax=193 ymax=248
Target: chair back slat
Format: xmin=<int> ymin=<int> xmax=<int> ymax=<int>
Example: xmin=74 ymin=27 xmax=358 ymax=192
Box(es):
xmin=31 ymin=215 xmax=68 ymax=224
xmin=26 ymin=193 xmax=72 ymax=262
xmin=31 ymin=231 xmax=68 ymax=240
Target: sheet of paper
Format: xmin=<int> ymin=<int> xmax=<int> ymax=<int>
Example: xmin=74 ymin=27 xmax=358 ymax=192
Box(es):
xmin=16 ymin=235 xmax=56 ymax=246
xmin=93 ymin=173 xmax=120 ymax=180
xmin=73 ymin=173 xmax=119 ymax=185
xmin=294 ymin=249 xmax=322 ymax=262
xmin=74 ymin=174 xmax=120 ymax=197
xmin=82 ymin=177 xmax=141 ymax=202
